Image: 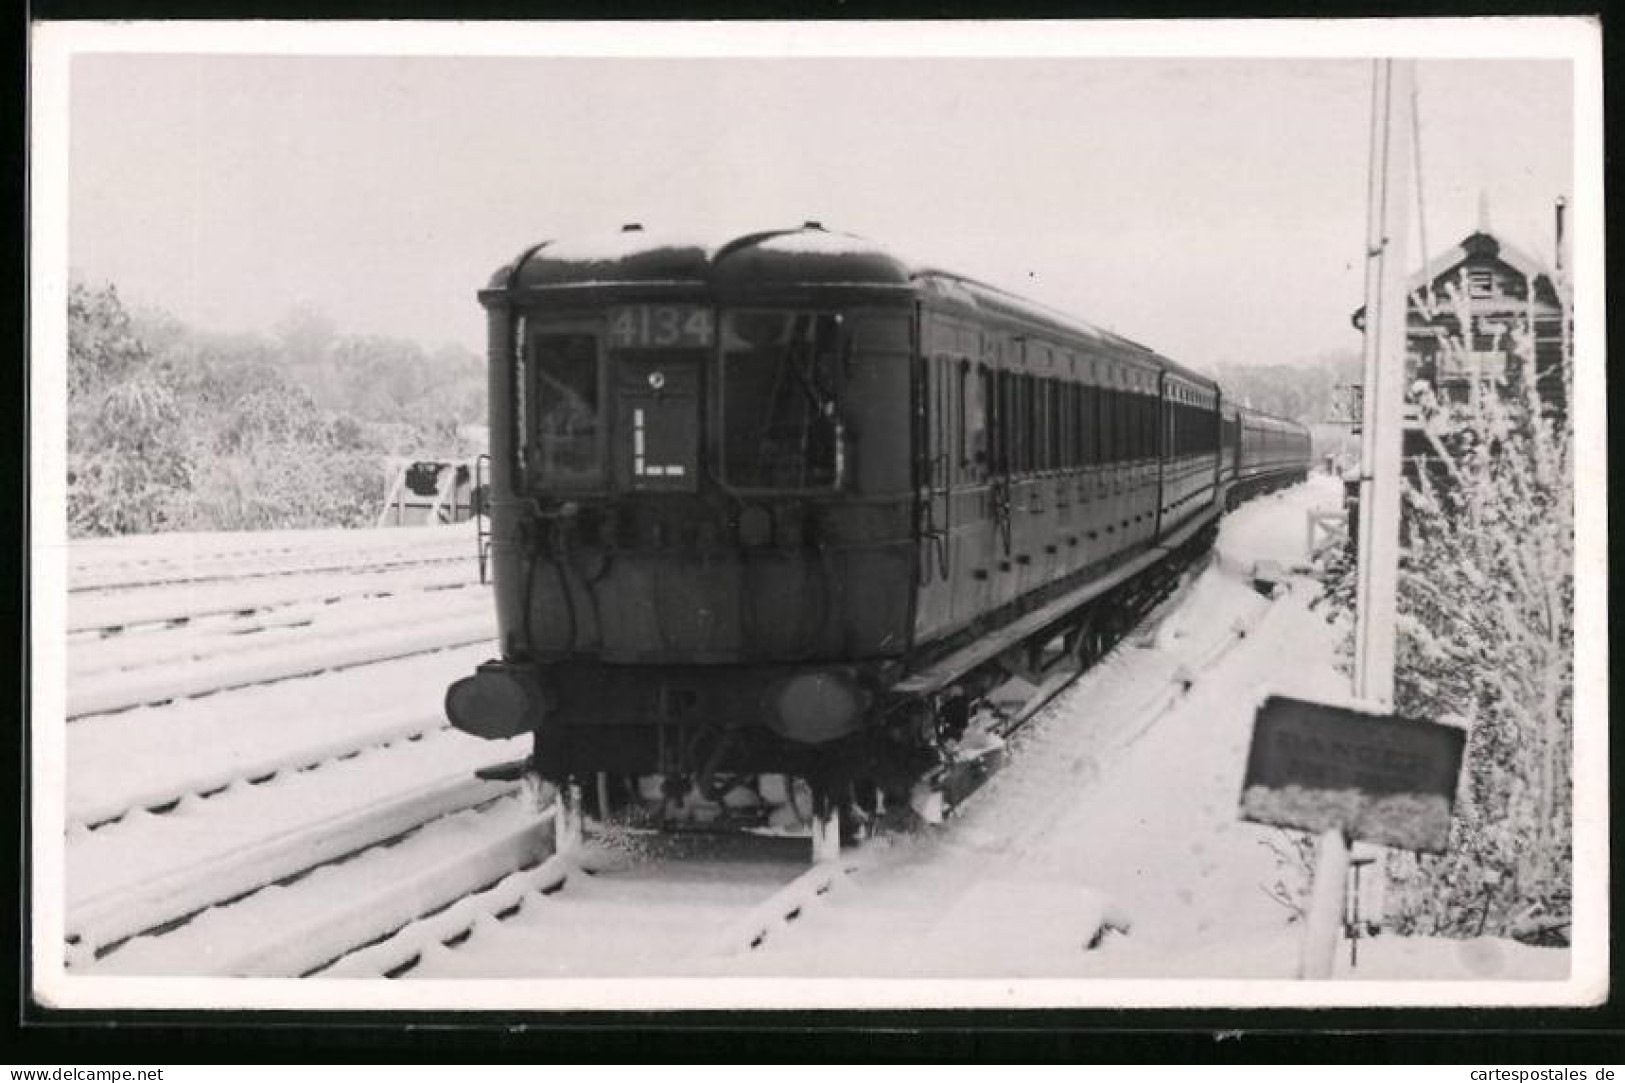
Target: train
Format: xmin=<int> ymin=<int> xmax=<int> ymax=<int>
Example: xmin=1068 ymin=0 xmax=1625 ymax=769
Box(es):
xmin=445 ymin=223 xmax=1312 ymax=855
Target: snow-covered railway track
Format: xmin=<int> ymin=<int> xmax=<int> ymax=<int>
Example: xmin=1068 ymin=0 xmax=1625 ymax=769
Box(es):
xmin=76 ymin=785 xmax=855 ymax=980
xmin=70 ymin=710 xmax=452 ymax=831
xmin=69 ymin=528 xmax=477 ymax=594
xmin=68 ymin=564 xmax=481 ymax=637
xmin=71 ymin=550 xmax=475 ymax=595
xmin=65 ymin=561 xmax=1265 ymax=980
xmin=67 ymin=771 xmax=520 ymax=966
xmin=68 ymin=589 xmax=490 ymax=683
xmin=316 ymin=830 xmax=856 ymax=980
xmin=66 ymin=615 xmax=495 ymax=720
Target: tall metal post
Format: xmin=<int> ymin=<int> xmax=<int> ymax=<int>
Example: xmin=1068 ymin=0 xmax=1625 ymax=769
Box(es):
xmin=1301 ymin=58 xmax=1415 ymax=981
xmin=1353 ymin=58 xmax=1414 ymax=711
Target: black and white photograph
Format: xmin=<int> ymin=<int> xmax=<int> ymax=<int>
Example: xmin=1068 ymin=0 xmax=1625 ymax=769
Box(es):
xmin=27 ymin=19 xmax=1606 ymax=1012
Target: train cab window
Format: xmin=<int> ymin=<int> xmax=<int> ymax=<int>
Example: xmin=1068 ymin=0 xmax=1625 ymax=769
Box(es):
xmin=529 ymin=330 xmax=603 ymax=483
xmin=720 ymin=310 xmax=841 ymax=490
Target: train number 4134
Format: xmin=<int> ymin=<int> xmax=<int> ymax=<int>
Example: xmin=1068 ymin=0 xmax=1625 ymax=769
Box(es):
xmin=609 ymin=305 xmax=715 ymax=350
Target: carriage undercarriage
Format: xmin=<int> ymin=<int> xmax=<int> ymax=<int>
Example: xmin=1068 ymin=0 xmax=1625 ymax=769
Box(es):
xmin=505 ymin=518 xmax=1220 ymax=863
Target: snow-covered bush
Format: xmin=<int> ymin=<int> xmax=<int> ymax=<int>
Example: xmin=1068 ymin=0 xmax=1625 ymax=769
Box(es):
xmin=67 ymin=283 xmax=192 ymax=535
xmin=1321 ymin=273 xmax=1573 ymax=940
xmin=66 ymin=280 xmax=484 ymax=536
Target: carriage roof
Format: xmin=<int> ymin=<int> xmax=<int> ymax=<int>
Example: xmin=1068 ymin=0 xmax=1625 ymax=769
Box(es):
xmin=485 ymin=224 xmax=1221 ymax=392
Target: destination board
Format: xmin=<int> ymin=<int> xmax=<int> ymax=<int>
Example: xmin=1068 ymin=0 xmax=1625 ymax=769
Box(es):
xmin=1240 ymin=695 xmax=1465 ymax=853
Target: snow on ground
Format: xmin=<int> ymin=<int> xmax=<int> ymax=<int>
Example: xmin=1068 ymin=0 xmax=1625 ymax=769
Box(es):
xmin=68 ymin=562 xmax=478 ymax=633
xmin=400 ymin=833 xmax=813 ymax=979
xmin=58 ymin=480 xmax=1570 ymax=984
xmin=69 ymin=585 xmax=489 ymax=680
xmin=68 ymin=726 xmax=526 ymax=911
xmin=94 ymin=793 xmax=539 ymax=977
xmin=67 ymin=640 xmax=495 ymax=821
xmin=68 ymin=521 xmax=476 ymax=579
xmin=717 ymin=476 xmax=1569 ymax=982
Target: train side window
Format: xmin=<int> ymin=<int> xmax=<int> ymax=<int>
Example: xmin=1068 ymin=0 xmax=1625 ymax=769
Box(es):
xmin=1029 ymin=377 xmax=1041 ymax=473
xmin=1103 ymin=387 xmax=1117 ymax=465
xmin=996 ymin=371 xmax=1011 ymax=474
xmin=1145 ymin=393 xmax=1156 ymax=459
xmin=994 ymin=369 xmax=1007 ymax=471
xmin=1014 ymin=375 xmax=1027 ymax=475
xmin=1060 ymin=381 xmax=1074 ymax=469
xmin=1035 ymin=377 xmax=1045 ymax=473
xmin=1038 ymin=379 xmax=1050 ymax=472
xmin=1036 ymin=377 xmax=1047 ymax=471
xmin=949 ymin=357 xmax=962 ymax=468
xmin=973 ymin=364 xmax=991 ymax=472
xmin=1021 ymin=375 xmax=1034 ymax=475
xmin=1095 ymin=386 xmax=1107 ymax=466
xmin=937 ymin=355 xmax=953 ymax=484
xmin=914 ymin=354 xmax=931 ymax=484
xmin=1085 ymin=384 xmax=1098 ymax=465
xmin=529 ymin=330 xmax=603 ymax=484
xmin=1116 ymin=388 xmax=1127 ymax=463
xmin=1119 ymin=390 xmax=1130 ymax=462
xmin=1088 ymin=384 xmax=1099 ymax=465
xmin=1054 ymin=381 xmax=1065 ymax=470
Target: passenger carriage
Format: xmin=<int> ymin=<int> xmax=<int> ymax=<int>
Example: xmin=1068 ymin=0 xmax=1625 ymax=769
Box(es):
xmin=447 ymin=223 xmax=1310 ymax=843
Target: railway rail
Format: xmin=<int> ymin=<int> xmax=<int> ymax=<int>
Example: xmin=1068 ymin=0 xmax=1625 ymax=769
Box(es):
xmin=67 ymin=771 xmax=519 ymax=964
xmin=68 ymin=564 xmax=480 ymax=637
xmin=68 ymin=527 xmax=476 ymax=594
xmin=67 ymin=614 xmax=494 ymax=720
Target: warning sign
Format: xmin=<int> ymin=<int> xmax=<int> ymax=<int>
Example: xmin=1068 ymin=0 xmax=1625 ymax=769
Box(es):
xmin=1240 ymin=695 xmax=1465 ymax=853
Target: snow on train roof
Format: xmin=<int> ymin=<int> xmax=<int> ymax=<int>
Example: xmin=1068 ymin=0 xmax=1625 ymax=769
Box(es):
xmin=489 ymin=224 xmax=1215 ymax=387
xmin=491 ymin=224 xmax=912 ymax=290
xmin=535 ymin=229 xmax=715 ymax=264
xmin=512 ymin=224 xmax=885 ymax=264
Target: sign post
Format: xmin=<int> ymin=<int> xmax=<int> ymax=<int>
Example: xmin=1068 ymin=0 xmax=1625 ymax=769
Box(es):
xmin=1301 ymin=828 xmax=1349 ymax=979
xmin=1273 ymin=56 xmax=1419 ymax=981
xmin=1240 ymin=696 xmax=1464 ymax=978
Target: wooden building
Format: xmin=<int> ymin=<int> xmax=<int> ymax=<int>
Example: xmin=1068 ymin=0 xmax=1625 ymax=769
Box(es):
xmin=1350 ymin=225 xmax=1569 ymax=423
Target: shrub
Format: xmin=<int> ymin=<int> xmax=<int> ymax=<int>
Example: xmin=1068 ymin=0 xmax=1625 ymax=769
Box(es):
xmin=1320 ymin=274 xmax=1573 ymax=939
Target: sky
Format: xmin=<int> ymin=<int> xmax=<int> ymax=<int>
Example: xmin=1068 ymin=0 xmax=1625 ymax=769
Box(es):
xmin=63 ymin=43 xmax=1576 ymax=373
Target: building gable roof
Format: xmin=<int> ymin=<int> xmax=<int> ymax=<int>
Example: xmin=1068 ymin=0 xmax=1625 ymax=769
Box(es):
xmin=1351 ymin=229 xmax=1561 ymax=329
